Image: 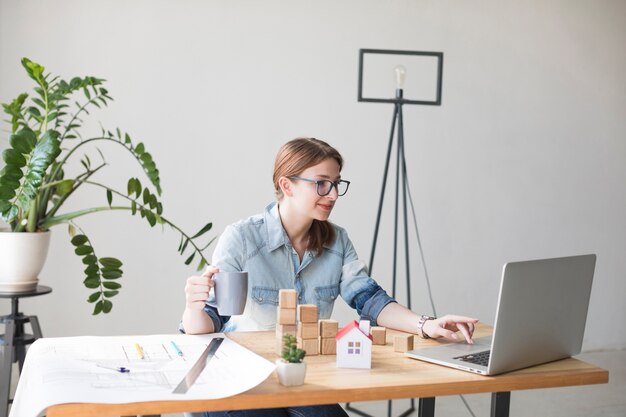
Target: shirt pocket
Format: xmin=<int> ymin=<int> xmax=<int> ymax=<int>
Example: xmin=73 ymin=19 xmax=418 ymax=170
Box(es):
xmin=250 ymin=286 xmax=279 ymax=329
xmin=315 ymin=284 xmax=340 ymax=319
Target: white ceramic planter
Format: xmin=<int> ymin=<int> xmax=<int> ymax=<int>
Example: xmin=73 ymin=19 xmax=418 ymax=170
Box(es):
xmin=0 ymin=230 xmax=51 ymax=292
xmin=275 ymin=359 xmax=306 ymax=386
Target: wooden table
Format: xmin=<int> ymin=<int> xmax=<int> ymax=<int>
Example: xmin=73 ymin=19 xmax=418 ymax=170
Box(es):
xmin=45 ymin=325 xmax=608 ymax=417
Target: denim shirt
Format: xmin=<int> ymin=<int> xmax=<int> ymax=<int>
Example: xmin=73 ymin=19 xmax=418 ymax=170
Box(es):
xmin=199 ymin=202 xmax=395 ymax=333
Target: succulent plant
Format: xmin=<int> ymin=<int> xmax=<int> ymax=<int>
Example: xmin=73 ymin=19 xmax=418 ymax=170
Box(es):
xmin=281 ymin=334 xmax=306 ymax=363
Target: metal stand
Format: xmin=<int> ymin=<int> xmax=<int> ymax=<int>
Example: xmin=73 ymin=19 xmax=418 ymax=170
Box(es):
xmin=0 ymin=285 xmax=51 ymax=417
xmin=347 ymin=88 xmax=423 ymax=417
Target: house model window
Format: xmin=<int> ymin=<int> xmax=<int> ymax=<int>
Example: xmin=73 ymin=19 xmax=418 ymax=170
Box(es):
xmin=347 ymin=341 xmax=362 ymax=354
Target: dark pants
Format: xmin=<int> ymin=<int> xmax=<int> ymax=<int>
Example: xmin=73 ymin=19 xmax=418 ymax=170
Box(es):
xmin=198 ymin=404 xmax=349 ymax=417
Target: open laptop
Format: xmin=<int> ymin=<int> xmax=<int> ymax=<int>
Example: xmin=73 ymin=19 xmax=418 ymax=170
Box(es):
xmin=406 ymin=254 xmax=596 ymax=375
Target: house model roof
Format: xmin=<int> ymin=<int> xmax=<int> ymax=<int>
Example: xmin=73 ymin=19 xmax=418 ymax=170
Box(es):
xmin=335 ymin=320 xmax=373 ymax=341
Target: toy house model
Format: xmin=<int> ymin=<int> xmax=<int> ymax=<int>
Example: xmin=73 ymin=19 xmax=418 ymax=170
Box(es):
xmin=335 ymin=320 xmax=373 ymax=369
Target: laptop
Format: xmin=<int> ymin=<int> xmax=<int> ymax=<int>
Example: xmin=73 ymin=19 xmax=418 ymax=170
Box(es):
xmin=406 ymin=254 xmax=596 ymax=375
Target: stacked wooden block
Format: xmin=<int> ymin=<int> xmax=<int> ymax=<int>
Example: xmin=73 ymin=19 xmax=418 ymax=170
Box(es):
xmin=276 ymin=289 xmax=297 ymax=355
xmin=297 ymin=304 xmax=319 ymax=355
xmin=318 ymin=319 xmax=338 ymax=355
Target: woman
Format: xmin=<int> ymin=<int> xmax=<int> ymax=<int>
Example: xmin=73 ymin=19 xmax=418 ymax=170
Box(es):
xmin=182 ymin=138 xmax=478 ymax=417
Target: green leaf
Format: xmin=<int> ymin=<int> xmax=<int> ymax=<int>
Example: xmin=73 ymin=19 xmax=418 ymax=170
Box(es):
xmin=87 ymin=292 xmax=100 ymax=303
xmin=68 ymin=223 xmax=76 ymax=237
xmin=184 ymin=252 xmax=196 ymax=265
xmin=145 ymin=211 xmax=156 ymax=227
xmin=81 ymin=254 xmax=97 ymax=265
xmin=9 ymin=126 xmax=36 ymax=153
xmin=103 ymin=290 xmax=119 ymax=298
xmin=191 ymin=222 xmax=213 ymax=239
xmin=106 ymin=189 xmax=112 ymax=206
xmin=75 ymin=245 xmax=93 ymax=255
xmin=71 ymin=234 xmax=88 ymax=246
xmin=102 ymin=300 xmax=113 ymax=313
xmin=93 ymin=300 xmax=103 ymax=315
xmin=135 ymin=142 xmax=145 ymax=154
xmin=99 ymin=257 xmax=122 ymax=268
xmin=102 ymin=281 xmax=121 ymax=290
xmin=84 ymin=278 xmax=100 ymax=289
xmin=3 ymin=149 xmax=26 ymax=166
xmin=84 ymin=264 xmax=99 ymax=275
xmin=101 ymin=270 xmax=122 ymax=279
xmin=55 ymin=179 xmax=74 ymax=196
xmin=179 ymin=238 xmax=190 ymax=254
xmin=131 ymin=200 xmax=137 ymax=215
xmin=197 ymin=257 xmax=207 ymax=272
xmin=13 ymin=129 xmax=61 ymax=214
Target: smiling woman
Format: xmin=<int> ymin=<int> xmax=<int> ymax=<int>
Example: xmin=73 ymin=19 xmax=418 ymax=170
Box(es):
xmin=179 ymin=137 xmax=478 ymax=417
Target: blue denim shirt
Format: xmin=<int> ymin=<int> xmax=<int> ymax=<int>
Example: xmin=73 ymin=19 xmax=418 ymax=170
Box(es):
xmin=197 ymin=202 xmax=395 ymax=333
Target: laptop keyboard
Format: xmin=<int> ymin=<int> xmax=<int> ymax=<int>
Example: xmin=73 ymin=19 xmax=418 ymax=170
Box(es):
xmin=454 ymin=350 xmax=491 ymax=367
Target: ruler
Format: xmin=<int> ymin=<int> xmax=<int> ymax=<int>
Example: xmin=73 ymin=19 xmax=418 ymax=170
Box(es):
xmin=172 ymin=337 xmax=224 ymax=394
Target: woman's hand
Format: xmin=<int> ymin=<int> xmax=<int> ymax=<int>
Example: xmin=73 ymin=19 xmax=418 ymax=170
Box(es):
xmin=422 ymin=315 xmax=479 ymax=344
xmin=184 ymin=266 xmax=219 ymax=311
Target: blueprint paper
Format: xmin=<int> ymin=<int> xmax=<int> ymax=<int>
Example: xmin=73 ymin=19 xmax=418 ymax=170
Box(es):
xmin=9 ymin=333 xmax=275 ymax=417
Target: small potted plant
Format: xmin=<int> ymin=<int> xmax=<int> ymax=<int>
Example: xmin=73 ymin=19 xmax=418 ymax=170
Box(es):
xmin=276 ymin=334 xmax=307 ymax=386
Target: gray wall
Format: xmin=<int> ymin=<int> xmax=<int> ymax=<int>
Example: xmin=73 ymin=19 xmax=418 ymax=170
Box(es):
xmin=1 ymin=0 xmax=624 ymax=351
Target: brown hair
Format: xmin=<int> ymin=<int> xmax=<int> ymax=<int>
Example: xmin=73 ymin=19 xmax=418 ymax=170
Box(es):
xmin=273 ymin=137 xmax=344 ymax=255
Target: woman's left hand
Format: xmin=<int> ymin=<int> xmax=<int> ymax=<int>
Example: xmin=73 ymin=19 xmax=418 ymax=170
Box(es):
xmin=422 ymin=315 xmax=479 ymax=344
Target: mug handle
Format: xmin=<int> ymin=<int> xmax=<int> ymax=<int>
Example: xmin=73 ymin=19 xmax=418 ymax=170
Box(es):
xmin=206 ymin=274 xmax=220 ymax=309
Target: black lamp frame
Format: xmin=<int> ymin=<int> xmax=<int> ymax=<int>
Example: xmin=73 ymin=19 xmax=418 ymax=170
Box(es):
xmin=347 ymin=48 xmax=443 ymax=417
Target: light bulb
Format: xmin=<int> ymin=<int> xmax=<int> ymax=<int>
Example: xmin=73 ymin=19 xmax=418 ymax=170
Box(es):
xmin=394 ymin=65 xmax=406 ymax=89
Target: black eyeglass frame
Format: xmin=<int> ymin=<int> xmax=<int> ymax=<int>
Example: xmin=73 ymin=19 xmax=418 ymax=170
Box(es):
xmin=288 ymin=176 xmax=351 ymax=197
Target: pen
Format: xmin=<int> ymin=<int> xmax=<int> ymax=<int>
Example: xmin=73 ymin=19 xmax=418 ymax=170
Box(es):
xmin=135 ymin=343 xmax=145 ymax=360
xmin=170 ymin=340 xmax=184 ymax=357
xmin=97 ymin=363 xmax=130 ymax=373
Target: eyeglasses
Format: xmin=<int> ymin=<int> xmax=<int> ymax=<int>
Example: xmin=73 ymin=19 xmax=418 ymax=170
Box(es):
xmin=288 ymin=176 xmax=351 ymax=197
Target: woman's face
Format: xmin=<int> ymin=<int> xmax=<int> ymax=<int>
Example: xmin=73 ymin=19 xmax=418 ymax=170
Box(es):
xmin=288 ymin=158 xmax=342 ymax=222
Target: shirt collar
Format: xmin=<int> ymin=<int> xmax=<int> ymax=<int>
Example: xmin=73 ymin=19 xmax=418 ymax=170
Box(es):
xmin=265 ymin=201 xmax=290 ymax=252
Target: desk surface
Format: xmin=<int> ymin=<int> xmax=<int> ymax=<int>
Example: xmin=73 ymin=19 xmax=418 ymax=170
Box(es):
xmin=46 ymin=324 xmax=608 ymax=417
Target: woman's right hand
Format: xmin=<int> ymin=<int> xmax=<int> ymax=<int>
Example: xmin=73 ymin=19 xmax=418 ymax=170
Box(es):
xmin=184 ymin=265 xmax=219 ymax=311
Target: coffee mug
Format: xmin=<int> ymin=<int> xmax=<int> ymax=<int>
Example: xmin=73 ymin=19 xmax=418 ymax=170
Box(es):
xmin=207 ymin=271 xmax=248 ymax=316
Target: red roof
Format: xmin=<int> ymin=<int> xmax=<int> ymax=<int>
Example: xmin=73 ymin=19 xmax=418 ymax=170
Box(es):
xmin=335 ymin=320 xmax=373 ymax=341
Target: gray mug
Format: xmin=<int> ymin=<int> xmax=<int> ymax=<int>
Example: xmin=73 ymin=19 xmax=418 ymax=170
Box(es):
xmin=207 ymin=271 xmax=248 ymax=316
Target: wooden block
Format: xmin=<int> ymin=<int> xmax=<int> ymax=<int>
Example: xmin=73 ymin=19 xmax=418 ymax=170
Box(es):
xmin=279 ymin=289 xmax=297 ymax=309
xmin=297 ymin=322 xmax=319 ymax=339
xmin=319 ymin=337 xmax=336 ymax=355
xmin=318 ymin=319 xmax=339 ymax=338
xmin=276 ymin=306 xmax=296 ymax=325
xmin=393 ymin=334 xmax=414 ymax=353
xmin=297 ymin=304 xmax=318 ymax=323
xmin=370 ymin=326 xmax=387 ymax=345
xmin=276 ymin=324 xmax=296 ymax=338
xmin=297 ymin=337 xmax=319 ymax=356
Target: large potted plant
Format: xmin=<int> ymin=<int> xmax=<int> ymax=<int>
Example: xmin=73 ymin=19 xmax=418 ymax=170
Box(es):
xmin=0 ymin=58 xmax=213 ymax=314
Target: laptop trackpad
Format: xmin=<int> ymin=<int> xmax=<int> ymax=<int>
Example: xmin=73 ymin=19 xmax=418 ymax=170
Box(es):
xmin=443 ymin=336 xmax=491 ymax=353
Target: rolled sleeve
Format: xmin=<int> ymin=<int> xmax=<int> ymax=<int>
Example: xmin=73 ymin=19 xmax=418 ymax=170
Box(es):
xmin=177 ymin=305 xmax=231 ymax=334
xmin=338 ymin=231 xmax=396 ymax=324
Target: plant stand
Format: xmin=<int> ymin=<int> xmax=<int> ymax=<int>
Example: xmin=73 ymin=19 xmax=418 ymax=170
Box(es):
xmin=0 ymin=285 xmax=51 ymax=417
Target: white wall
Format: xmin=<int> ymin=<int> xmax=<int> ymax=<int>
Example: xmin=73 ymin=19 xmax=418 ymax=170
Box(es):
xmin=1 ymin=0 xmax=624 ymax=351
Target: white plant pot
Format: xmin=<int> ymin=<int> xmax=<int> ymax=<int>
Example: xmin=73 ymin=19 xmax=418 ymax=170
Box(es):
xmin=0 ymin=230 xmax=51 ymax=292
xmin=275 ymin=359 xmax=306 ymax=386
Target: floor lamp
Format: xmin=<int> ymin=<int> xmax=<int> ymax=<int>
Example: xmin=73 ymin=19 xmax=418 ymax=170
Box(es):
xmin=346 ymin=49 xmax=443 ymax=417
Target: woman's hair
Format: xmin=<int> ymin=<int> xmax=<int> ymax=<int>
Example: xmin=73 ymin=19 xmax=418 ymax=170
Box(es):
xmin=273 ymin=137 xmax=344 ymax=255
